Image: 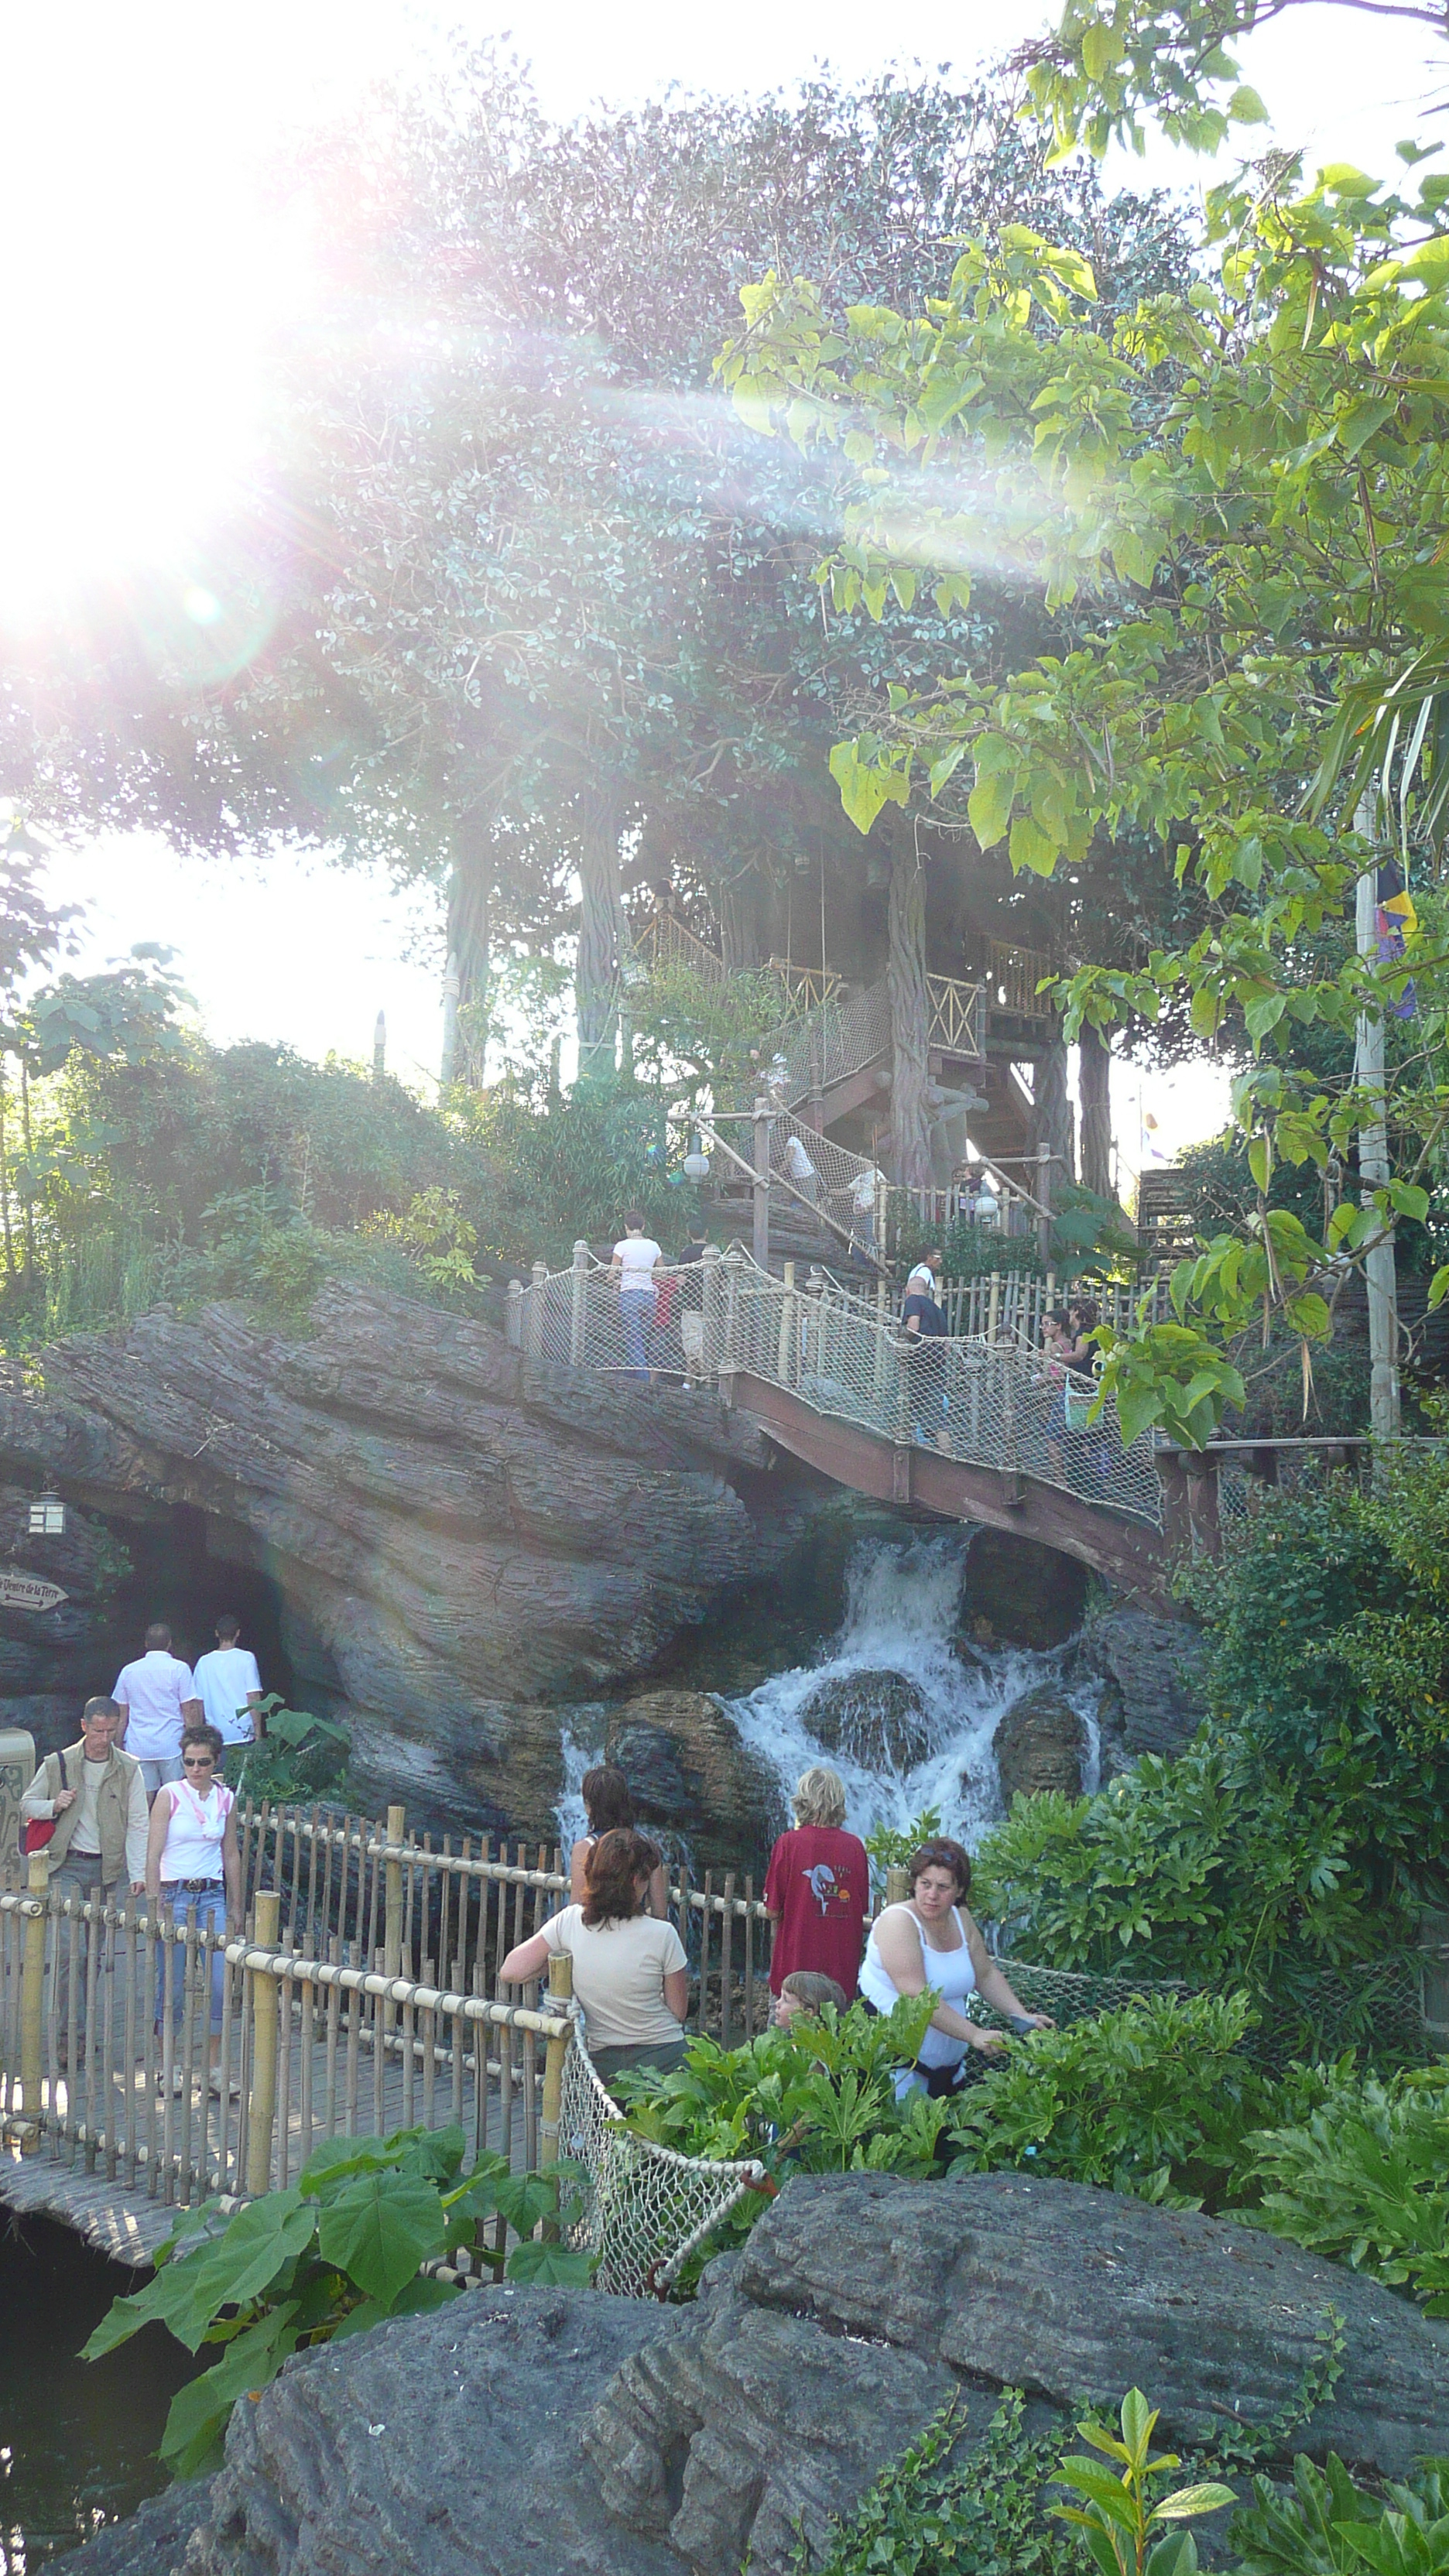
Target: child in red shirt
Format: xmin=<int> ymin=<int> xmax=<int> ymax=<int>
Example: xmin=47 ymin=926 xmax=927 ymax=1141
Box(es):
xmin=763 ymin=1766 xmax=869 ymax=2001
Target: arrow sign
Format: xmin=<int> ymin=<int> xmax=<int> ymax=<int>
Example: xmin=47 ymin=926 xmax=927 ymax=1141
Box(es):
xmin=0 ymin=1570 xmax=70 ymax=1614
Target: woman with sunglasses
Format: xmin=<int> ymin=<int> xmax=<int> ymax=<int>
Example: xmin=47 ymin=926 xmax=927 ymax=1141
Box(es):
xmin=145 ymin=1723 xmax=242 ymax=2089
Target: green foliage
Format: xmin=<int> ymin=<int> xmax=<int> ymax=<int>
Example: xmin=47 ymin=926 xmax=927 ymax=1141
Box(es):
xmin=863 ymin=1807 xmax=943 ymax=1902
xmin=971 ymin=1740 xmax=1383 ymax=1993
xmin=363 ymin=1187 xmax=479 ymax=1290
xmin=226 ymin=1703 xmax=351 ymax=1807
xmin=461 ymin=1079 xmax=689 ymax=1268
xmin=1051 ymin=2388 xmax=1235 ymax=2576
xmin=946 ymin=1993 xmax=1274 ymax=2209
xmin=795 ymin=2386 xmax=1078 ymax=2576
xmin=1241 ymin=2063 xmax=1449 ymax=2316
xmin=83 ymin=2125 xmax=594 ymax=2477
xmin=1230 ymin=2450 xmax=1449 ymax=2576
xmin=615 ymin=1998 xmax=949 ymax=2270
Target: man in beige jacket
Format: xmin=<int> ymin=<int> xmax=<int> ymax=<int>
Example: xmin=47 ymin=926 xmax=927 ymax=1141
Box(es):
xmin=22 ymin=1697 xmax=147 ymax=2054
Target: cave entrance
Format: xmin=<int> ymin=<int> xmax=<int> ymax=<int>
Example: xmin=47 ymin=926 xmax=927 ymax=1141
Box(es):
xmin=108 ymin=1504 xmax=295 ymax=1706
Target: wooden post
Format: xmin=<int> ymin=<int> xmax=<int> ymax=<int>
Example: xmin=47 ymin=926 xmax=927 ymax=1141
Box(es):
xmin=570 ymin=1238 xmax=589 ymax=1366
xmin=1036 ymin=1142 xmax=1053 ymax=1269
xmin=245 ymin=1889 xmax=281 ymax=2194
xmin=886 ymin=1865 xmax=909 ymax=1908
xmin=1419 ymin=1906 xmax=1449 ymax=2050
xmin=987 ymin=1270 xmax=1002 ymax=1348
xmin=19 ymin=1851 xmax=47 ymax=2136
xmin=505 ymin=1278 xmax=522 ymax=1348
xmin=701 ymin=1243 xmax=721 ymax=1383
xmin=540 ymin=1953 xmax=573 ymax=2235
xmin=527 ymin=1259 xmax=547 ymax=1360
xmin=752 ymin=1094 xmax=772 ymax=1273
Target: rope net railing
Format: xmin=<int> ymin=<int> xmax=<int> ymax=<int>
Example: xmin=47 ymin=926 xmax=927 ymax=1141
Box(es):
xmin=510 ymin=1250 xmax=1163 ymax=1526
xmin=750 ymin=976 xmax=892 ymax=1115
xmin=559 ymin=2032 xmax=766 ymax=2296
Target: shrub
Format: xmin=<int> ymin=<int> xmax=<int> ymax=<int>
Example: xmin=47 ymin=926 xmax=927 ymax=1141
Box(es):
xmin=1237 ymin=2060 xmax=1449 ymax=2315
xmin=83 ymin=2123 xmax=592 ymax=2476
xmin=1230 ymin=2451 xmax=1449 ymax=2576
xmin=945 ymin=1993 xmax=1276 ymax=2208
xmin=227 ymin=1702 xmax=351 ymax=1806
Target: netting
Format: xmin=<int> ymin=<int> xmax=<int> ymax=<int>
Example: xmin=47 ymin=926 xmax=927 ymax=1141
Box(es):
xmin=510 ymin=1252 xmax=1165 ymax=1526
xmin=980 ymin=1950 xmax=1433 ymax=2065
xmin=751 ymin=978 xmax=892 ymax=1114
xmin=771 ymin=1108 xmax=886 ymax=1259
xmin=558 ymin=2032 xmax=766 ymax=2295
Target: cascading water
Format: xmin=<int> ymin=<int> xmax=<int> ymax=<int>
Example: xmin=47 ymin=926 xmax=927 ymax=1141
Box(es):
xmin=724 ymin=1530 xmax=1100 ymax=1846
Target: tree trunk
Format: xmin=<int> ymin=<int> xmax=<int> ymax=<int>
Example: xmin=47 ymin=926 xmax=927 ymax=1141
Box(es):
xmin=1077 ymin=1021 xmax=1113 ymax=1199
xmin=442 ymin=854 xmax=492 ymax=1088
xmin=718 ymin=862 xmax=762 ymax=972
xmin=576 ymin=781 xmax=625 ymax=1081
xmin=887 ymin=822 xmax=932 ymax=1189
xmin=1034 ymin=1035 xmax=1076 ymax=1204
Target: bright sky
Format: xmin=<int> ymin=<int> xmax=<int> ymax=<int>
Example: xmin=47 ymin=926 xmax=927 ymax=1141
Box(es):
xmin=9 ymin=0 xmax=1444 ymax=1166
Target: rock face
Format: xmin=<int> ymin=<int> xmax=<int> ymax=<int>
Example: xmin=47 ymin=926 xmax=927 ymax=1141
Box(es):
xmin=0 ymin=1286 xmax=818 ymax=1846
xmin=141 ymin=2173 xmax=1449 ymax=2576
xmin=993 ymin=1684 xmax=1085 ymax=1800
xmin=959 ymin=1529 xmax=1088 ymax=1650
xmin=800 ymin=1667 xmax=931 ymax=1771
xmin=607 ymin=1690 xmax=785 ymax=1879
xmin=1077 ymin=1609 xmax=1208 ymax=1762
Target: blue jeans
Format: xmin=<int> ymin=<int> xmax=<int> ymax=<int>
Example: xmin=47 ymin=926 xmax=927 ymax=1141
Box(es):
xmin=620 ymin=1290 xmax=656 ymax=1379
xmin=155 ymin=1884 xmax=228 ymax=2034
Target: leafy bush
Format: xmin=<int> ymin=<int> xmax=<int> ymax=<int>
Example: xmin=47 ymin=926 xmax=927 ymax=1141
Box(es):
xmin=462 ymin=1077 xmax=691 ymax=1269
xmin=1051 ymin=2388 xmax=1235 ymax=2576
xmin=946 ymin=1993 xmax=1277 ymax=2209
xmin=83 ymin=2123 xmax=592 ymax=2476
xmin=616 ymin=1995 xmax=947 ymax=2270
xmin=227 ymin=1702 xmax=351 ymax=1807
xmin=971 ymin=1743 xmax=1383 ymax=1993
xmin=795 ymin=2386 xmax=1079 ymax=2576
xmin=1229 ymin=2451 xmax=1449 ymax=2576
xmin=1238 ymin=2061 xmax=1449 ymax=2315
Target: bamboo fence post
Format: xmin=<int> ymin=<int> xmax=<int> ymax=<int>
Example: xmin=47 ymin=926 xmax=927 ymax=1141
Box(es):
xmin=245 ymin=1890 xmax=281 ymax=2194
xmin=383 ymin=1803 xmax=406 ymax=2036
xmin=19 ymin=1853 xmax=48 ymax=2139
xmin=540 ymin=1954 xmax=572 ymax=2235
xmin=886 ymin=1865 xmax=910 ymax=1908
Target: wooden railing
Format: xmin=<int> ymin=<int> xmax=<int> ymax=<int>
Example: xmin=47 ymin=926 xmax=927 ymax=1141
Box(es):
xmin=926 ymin=973 xmax=985 ymax=1057
xmin=626 ymin=912 xmax=728 ymax=986
xmin=985 ymin=940 xmax=1054 ymax=1019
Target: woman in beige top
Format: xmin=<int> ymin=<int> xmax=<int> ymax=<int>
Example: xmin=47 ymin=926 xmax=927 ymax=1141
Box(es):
xmin=502 ymin=1827 xmax=688 ymax=2092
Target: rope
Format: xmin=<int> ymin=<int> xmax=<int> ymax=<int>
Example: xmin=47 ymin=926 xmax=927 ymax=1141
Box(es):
xmin=558 ymin=2034 xmax=766 ymax=2296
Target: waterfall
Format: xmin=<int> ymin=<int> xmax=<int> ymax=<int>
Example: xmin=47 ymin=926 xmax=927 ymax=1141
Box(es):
xmin=724 ymin=1530 xmax=1100 ymax=1848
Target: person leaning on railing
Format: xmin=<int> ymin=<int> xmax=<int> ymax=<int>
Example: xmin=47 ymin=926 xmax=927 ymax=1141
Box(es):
xmin=859 ymin=1837 xmax=1053 ymax=2101
xmin=501 ymin=1826 xmax=689 ymax=2096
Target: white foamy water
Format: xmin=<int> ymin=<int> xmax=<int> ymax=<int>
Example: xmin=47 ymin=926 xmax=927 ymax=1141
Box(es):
xmin=724 ymin=1530 xmax=1100 ymax=1848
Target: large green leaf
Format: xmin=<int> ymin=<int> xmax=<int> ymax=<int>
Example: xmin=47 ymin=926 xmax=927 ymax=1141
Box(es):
xmin=316 ymin=2173 xmax=448 ymax=2308
xmin=159 ymin=2304 xmax=301 ymax=2478
xmin=84 ymin=2191 xmax=316 ymax=2358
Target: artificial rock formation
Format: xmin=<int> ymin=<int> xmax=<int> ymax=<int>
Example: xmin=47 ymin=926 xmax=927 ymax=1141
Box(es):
xmin=0 ymin=1286 xmax=814 ymax=1845
xmin=992 ymin=1683 xmax=1085 ymax=1800
xmin=800 ymin=1667 xmax=931 ymax=1771
xmin=958 ymin=1528 xmax=1088 ymax=1650
xmin=132 ymin=2172 xmax=1449 ymax=2576
xmin=1076 ymin=1608 xmax=1208 ymax=1762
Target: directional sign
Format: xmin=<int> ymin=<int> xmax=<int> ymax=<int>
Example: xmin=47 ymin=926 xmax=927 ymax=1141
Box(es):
xmin=0 ymin=1570 xmax=69 ymax=1614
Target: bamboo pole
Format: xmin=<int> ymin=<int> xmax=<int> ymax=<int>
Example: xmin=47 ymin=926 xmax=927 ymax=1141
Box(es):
xmin=19 ymin=1855 xmax=47 ymax=2140
xmin=245 ymin=1889 xmax=281 ymax=2194
xmin=383 ymin=1803 xmax=406 ymax=2037
xmin=540 ymin=1953 xmax=573 ymax=2227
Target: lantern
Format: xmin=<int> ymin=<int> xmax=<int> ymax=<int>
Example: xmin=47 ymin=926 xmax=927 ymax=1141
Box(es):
xmin=682 ymin=1134 xmax=711 ymax=1183
xmin=29 ymin=1493 xmax=66 ymax=1536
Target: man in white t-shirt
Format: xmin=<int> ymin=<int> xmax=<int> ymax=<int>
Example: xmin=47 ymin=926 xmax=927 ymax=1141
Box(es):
xmin=112 ymin=1622 xmax=203 ymax=1796
xmin=905 ymin=1248 xmax=944 ymax=1303
xmin=611 ymin=1211 xmax=662 ymax=1380
xmin=193 ymin=1615 xmax=265 ymax=1773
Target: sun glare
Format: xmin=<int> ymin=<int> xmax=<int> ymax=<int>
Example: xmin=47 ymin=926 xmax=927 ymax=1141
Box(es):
xmin=3 ymin=8 xmax=322 ymax=629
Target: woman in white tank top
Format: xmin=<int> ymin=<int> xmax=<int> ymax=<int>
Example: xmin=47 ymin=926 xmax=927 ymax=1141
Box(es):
xmin=859 ymin=1835 xmax=1053 ymax=2099
xmin=145 ymin=1724 xmax=242 ymax=2086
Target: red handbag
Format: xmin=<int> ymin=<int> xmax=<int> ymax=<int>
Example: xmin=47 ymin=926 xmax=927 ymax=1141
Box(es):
xmin=22 ymin=1817 xmax=55 ymax=1853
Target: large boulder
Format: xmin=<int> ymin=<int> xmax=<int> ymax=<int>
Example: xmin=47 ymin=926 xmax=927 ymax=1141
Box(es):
xmin=1077 ymin=1609 xmax=1208 ymax=1762
xmin=0 ymin=1286 xmax=830 ymax=1844
xmin=149 ymin=2174 xmax=1449 ymax=2576
xmin=799 ymin=1667 xmax=931 ymax=1771
xmin=959 ymin=1530 xmax=1088 ymax=1650
xmin=993 ymin=1684 xmax=1085 ymax=1800
xmin=608 ymin=1689 xmax=784 ymax=1879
